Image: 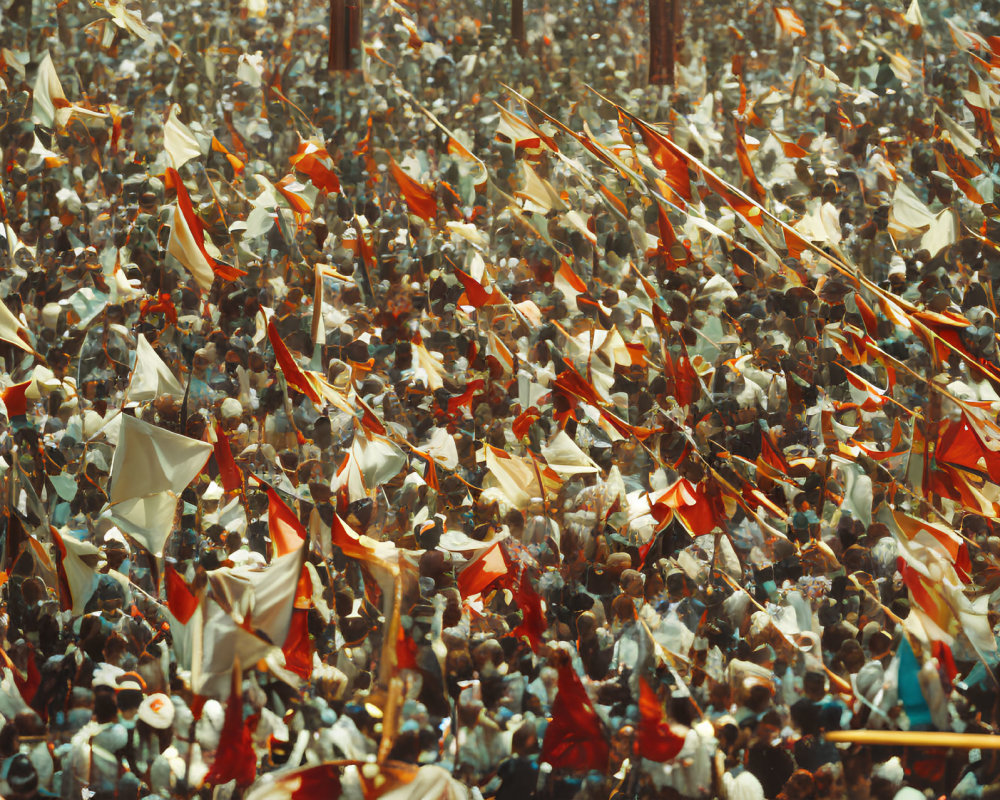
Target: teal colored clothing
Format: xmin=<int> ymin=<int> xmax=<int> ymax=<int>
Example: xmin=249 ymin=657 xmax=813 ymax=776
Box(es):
xmin=898 ymin=637 xmax=933 ymax=729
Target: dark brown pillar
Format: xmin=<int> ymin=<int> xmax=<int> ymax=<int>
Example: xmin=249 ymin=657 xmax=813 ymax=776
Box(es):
xmin=511 ymin=0 xmax=525 ymax=48
xmin=329 ymin=0 xmax=361 ymax=71
xmin=648 ymin=0 xmax=677 ymax=86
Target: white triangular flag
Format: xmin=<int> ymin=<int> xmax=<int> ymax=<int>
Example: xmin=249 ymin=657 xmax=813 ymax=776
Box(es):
xmin=109 ymin=415 xmax=212 ymax=503
xmin=31 ymin=52 xmax=66 ymax=128
xmin=128 ymin=334 xmax=185 ymax=402
xmin=0 ymin=297 xmax=32 ymax=353
xmin=164 ymin=104 xmax=202 ymax=171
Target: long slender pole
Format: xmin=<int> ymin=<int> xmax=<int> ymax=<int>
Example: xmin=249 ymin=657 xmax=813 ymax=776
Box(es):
xmin=648 ymin=0 xmax=676 ymax=86
xmin=511 ymin=0 xmax=525 ymax=50
xmin=825 ymin=730 xmax=1000 ymax=750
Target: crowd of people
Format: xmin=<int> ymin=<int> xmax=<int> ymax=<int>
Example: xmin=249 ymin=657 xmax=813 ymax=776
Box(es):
xmin=0 ymin=0 xmax=999 ymax=797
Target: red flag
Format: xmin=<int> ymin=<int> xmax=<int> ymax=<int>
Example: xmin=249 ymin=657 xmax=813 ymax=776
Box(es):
xmin=936 ymin=415 xmax=1000 ymax=485
xmin=654 ymin=205 xmax=686 ymax=268
xmin=1 ymin=381 xmax=30 ymax=417
xmin=268 ymin=488 xmax=307 ymax=558
xmin=389 ymin=158 xmax=437 ymax=222
xmin=281 ymin=608 xmax=313 ymax=680
xmin=213 ymin=424 xmax=242 ymax=493
xmin=540 ymin=663 xmax=610 ymax=771
xmin=267 ymin=318 xmax=322 ymax=403
xmin=662 ymin=479 xmax=721 ymax=536
xmin=205 ymin=679 xmax=257 ymax=787
xmin=454 ymin=267 xmax=501 ymax=308
xmin=457 ymin=542 xmax=508 ymax=598
xmin=166 ymin=167 xmax=246 ymax=290
xmin=164 ymin=563 xmax=199 ymax=624
xmin=11 ymin=642 xmax=40 ymax=705
xmin=396 ymin=618 xmax=419 ymax=671
xmin=636 ymin=678 xmax=685 ymax=762
xmin=854 ymin=293 xmax=880 ymax=338
xmin=446 ymin=379 xmax=484 ymax=415
xmin=512 ymin=573 xmax=546 ymax=652
xmin=245 ymin=763 xmax=343 ymax=800
xmin=513 ymin=408 xmax=541 ymax=439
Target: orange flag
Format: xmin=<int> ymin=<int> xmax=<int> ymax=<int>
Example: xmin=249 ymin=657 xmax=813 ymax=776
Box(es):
xmin=632 ymin=119 xmax=692 ymax=202
xmin=457 ymin=542 xmax=508 ymax=598
xmin=389 ymin=158 xmax=437 ymax=222
xmin=454 ymin=267 xmax=502 ymax=308
xmin=774 ymin=7 xmax=807 ymax=37
xmin=289 ymin=140 xmax=340 ymax=194
xmin=267 ymin=487 xmax=307 ymax=558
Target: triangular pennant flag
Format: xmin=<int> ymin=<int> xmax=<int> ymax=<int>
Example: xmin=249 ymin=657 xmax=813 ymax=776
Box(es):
xmin=52 ymin=528 xmax=100 ymax=615
xmin=289 ymin=139 xmax=340 ymax=193
xmin=165 ymin=563 xmax=199 ymax=624
xmin=268 ymin=487 xmax=307 ymax=558
xmin=109 ymin=415 xmax=213 ymax=503
xmin=540 ymin=662 xmax=610 ymax=771
xmin=281 ymin=608 xmax=313 ymax=680
xmin=456 ymin=542 xmax=508 ymax=598
xmin=389 ymin=157 xmax=437 ymax=222
xmin=167 ymin=168 xmax=244 ymax=290
xmin=31 ymin=51 xmax=68 ymax=128
xmin=636 ymin=678 xmax=686 ymax=762
xmin=0 ymin=297 xmax=32 ymax=353
xmin=267 ymin=318 xmax=322 ymax=403
xmin=213 ymin=424 xmax=243 ymax=494
xmin=108 ymin=491 xmax=178 ymax=557
xmin=128 ymin=334 xmax=185 ymax=402
xmin=164 ymin=104 xmax=202 ymax=171
xmin=204 ymin=668 xmax=257 ymax=787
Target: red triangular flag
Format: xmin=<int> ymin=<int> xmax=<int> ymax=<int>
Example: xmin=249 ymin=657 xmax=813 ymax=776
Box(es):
xmin=540 ymin=663 xmax=610 ymax=771
xmin=268 ymin=488 xmax=307 ymax=558
xmin=268 ymin=318 xmax=322 ymax=404
xmin=1 ymin=381 xmax=31 ymax=417
xmin=164 ymin=563 xmax=199 ymax=625
xmin=636 ymin=678 xmax=685 ymax=762
xmin=213 ymin=424 xmax=242 ymax=493
xmin=512 ymin=573 xmax=546 ymax=652
xmin=457 ymin=542 xmax=508 ymax=598
xmin=281 ymin=608 xmax=313 ymax=680
xmin=204 ymin=672 xmax=257 ymax=787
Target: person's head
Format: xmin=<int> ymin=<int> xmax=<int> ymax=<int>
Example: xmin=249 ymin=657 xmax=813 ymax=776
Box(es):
xmin=94 ymin=687 xmax=119 ymax=724
xmin=815 ymin=762 xmax=847 ymax=799
xmin=4 ymin=754 xmax=38 ymax=800
xmin=803 ymin=671 xmax=827 ymax=701
xmin=511 ymin=721 xmax=538 ymax=755
xmin=0 ymin=722 xmax=19 ymax=758
xmin=791 ymin=698 xmax=820 ymax=736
